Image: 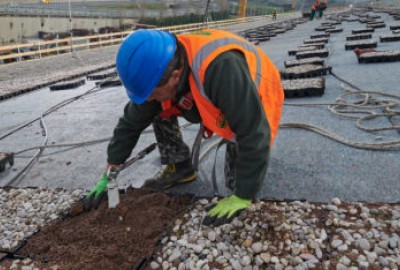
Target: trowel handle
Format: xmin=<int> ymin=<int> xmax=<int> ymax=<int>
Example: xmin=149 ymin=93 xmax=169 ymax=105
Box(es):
xmin=106 ymin=166 xmax=120 ymax=181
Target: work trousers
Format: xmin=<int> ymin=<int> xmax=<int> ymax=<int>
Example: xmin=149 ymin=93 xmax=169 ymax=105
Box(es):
xmin=310 ymin=9 xmax=316 ymax=20
xmin=152 ymin=115 xmax=237 ymax=189
xmin=152 ymin=116 xmax=191 ymax=165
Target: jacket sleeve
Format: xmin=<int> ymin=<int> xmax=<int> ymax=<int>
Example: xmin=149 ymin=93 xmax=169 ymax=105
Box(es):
xmin=107 ymin=100 xmax=161 ymax=165
xmin=203 ymin=51 xmax=271 ymax=200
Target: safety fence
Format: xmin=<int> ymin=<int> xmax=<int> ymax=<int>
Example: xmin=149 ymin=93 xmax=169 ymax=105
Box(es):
xmin=0 ymin=13 xmax=301 ymax=65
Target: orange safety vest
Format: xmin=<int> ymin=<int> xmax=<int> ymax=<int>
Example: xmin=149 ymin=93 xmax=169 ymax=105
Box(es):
xmin=312 ymin=0 xmax=320 ymax=10
xmin=162 ymin=29 xmax=284 ymax=146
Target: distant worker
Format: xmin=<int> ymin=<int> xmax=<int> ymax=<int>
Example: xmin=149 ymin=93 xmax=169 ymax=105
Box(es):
xmin=310 ymin=0 xmax=320 ymax=21
xmin=84 ymin=29 xmax=284 ymax=226
xmin=272 ymin=9 xmax=277 ymax=21
xmin=318 ymin=0 xmax=328 ymax=18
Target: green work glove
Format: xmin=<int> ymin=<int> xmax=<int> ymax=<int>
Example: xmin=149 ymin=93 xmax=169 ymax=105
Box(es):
xmin=83 ymin=173 xmax=109 ymax=211
xmin=202 ymin=195 xmax=251 ymax=226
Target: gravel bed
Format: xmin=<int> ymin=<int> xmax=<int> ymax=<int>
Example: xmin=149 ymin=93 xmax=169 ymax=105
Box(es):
xmin=2 ymin=190 xmax=400 ymax=269
xmin=151 ymin=198 xmax=400 ymax=270
xmin=0 ymin=188 xmax=85 ymax=251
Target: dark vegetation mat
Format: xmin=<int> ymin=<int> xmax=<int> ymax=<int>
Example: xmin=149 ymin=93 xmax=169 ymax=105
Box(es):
xmin=325 ymin=28 xmax=343 ymax=33
xmin=358 ymin=51 xmax=400 ymax=63
xmin=49 ymin=78 xmax=86 ymax=91
xmin=380 ymin=34 xmax=400 ymax=42
xmin=86 ymin=70 xmax=117 ymax=80
xmin=315 ymin=26 xmax=332 ymax=32
xmin=284 ymin=58 xmax=325 ymax=68
xmin=14 ymin=188 xmax=192 ymax=270
xmin=352 ymin=28 xmax=375 ymax=34
xmin=280 ymin=65 xmax=331 ymax=80
xmin=96 ymin=77 xmax=122 ymax=88
xmin=346 ymin=34 xmax=372 ymax=41
xmin=310 ymin=33 xmax=330 ymax=39
xmin=296 ymin=49 xmax=329 ymax=60
xmin=303 ymin=38 xmax=329 ymax=44
xmin=345 ymin=40 xmax=377 ymax=50
xmin=366 ymin=22 xmax=386 ymax=29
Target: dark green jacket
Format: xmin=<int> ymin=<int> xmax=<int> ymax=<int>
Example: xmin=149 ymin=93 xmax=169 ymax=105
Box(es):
xmin=108 ymin=51 xmax=271 ymax=199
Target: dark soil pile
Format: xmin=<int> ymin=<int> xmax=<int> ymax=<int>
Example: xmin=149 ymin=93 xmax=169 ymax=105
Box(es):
xmin=17 ymin=188 xmax=191 ymax=270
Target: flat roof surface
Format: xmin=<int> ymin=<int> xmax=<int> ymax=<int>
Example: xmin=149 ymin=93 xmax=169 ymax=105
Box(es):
xmin=1 ymin=11 xmax=399 ymax=203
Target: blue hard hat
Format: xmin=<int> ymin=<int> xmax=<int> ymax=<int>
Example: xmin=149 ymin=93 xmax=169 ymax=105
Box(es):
xmin=116 ymin=29 xmax=176 ymax=104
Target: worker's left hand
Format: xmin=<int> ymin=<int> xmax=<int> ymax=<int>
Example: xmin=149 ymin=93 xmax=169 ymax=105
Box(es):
xmin=202 ymin=195 xmax=251 ymax=226
xmin=83 ymin=173 xmax=109 ymax=211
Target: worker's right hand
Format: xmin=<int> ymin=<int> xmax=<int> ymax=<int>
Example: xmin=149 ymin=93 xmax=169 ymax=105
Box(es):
xmin=83 ymin=173 xmax=109 ymax=211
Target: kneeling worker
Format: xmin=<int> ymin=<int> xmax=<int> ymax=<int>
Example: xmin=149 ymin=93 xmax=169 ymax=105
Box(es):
xmin=85 ymin=29 xmax=284 ymax=226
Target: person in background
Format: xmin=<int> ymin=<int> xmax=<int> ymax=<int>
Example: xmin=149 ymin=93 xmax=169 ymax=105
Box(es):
xmin=272 ymin=9 xmax=277 ymax=21
xmin=310 ymin=0 xmax=320 ymax=21
xmin=84 ymin=29 xmax=284 ymax=226
xmin=318 ymin=0 xmax=328 ymax=18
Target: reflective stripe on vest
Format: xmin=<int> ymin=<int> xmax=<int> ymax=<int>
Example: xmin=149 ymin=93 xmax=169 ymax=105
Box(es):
xmin=191 ymin=38 xmax=262 ymax=102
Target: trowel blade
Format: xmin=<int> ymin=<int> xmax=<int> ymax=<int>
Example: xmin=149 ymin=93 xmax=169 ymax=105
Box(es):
xmin=108 ymin=188 xmax=120 ymax=208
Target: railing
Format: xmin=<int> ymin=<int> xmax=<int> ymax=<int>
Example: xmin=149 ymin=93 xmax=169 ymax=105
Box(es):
xmin=0 ymin=4 xmax=201 ymax=18
xmin=0 ymin=13 xmax=301 ymax=65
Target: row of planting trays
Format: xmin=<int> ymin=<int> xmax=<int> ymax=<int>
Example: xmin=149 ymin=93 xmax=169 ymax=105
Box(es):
xmin=342 ymin=21 xmax=400 ymax=64
xmin=280 ymin=26 xmax=331 ymax=98
xmin=239 ymin=18 xmax=308 ymax=44
xmin=0 ymin=65 xmax=119 ymax=101
xmin=48 ymin=69 xmax=121 ymax=91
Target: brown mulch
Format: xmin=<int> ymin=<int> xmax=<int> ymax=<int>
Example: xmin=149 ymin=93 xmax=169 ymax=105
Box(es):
xmin=14 ymin=188 xmax=191 ymax=270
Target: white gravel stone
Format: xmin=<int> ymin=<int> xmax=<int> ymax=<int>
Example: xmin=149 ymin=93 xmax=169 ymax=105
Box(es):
xmin=332 ymin=239 xmax=343 ymax=248
xmin=336 ymin=263 xmax=347 ymax=270
xmin=150 ymin=262 xmax=160 ymax=269
xmin=260 ymin=252 xmax=271 ymax=263
xmin=168 ymin=248 xmax=181 ymax=262
xmin=339 ymin=256 xmax=351 ymax=266
xmin=270 ymin=256 xmax=280 ymax=264
xmin=331 ymin=198 xmax=342 ymax=206
xmin=216 ymin=242 xmax=229 ymax=251
xmin=207 ymin=230 xmax=216 ymax=241
xmin=338 ymin=244 xmax=348 ymax=252
xmin=366 ymin=252 xmax=377 ymax=263
xmin=231 ymin=260 xmax=242 ymax=270
xmin=389 ymin=238 xmax=398 ymax=249
xmin=359 ymin=261 xmax=369 ymax=269
xmin=251 ymin=242 xmax=263 ymax=254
